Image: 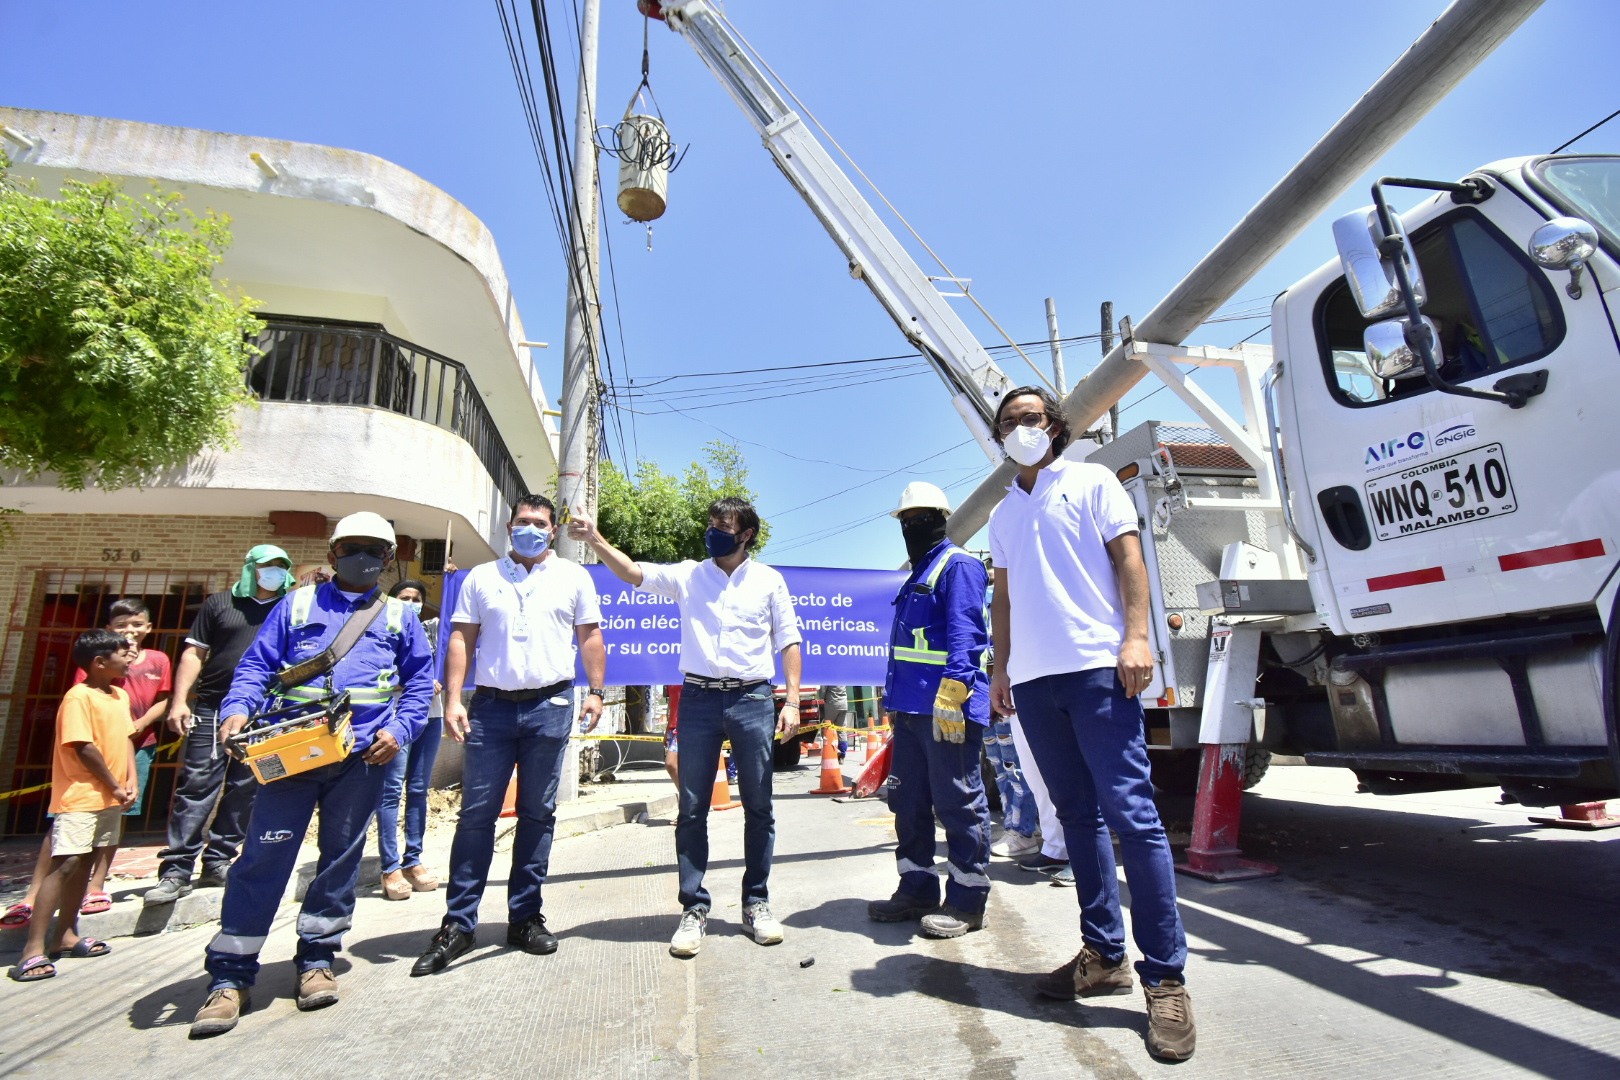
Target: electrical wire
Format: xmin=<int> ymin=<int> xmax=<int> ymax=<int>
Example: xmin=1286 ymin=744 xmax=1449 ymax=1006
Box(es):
xmin=1552 ymin=107 xmax=1620 ymax=154
xmin=766 ymin=439 xmax=974 ymax=520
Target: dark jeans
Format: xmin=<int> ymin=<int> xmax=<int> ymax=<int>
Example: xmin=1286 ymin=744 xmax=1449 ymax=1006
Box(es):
xmin=377 ymin=719 xmax=443 ymax=872
xmin=157 ymin=705 xmax=259 ymax=882
xmin=205 ymin=752 xmax=387 ymax=989
xmin=1014 ymin=667 xmax=1188 ymax=985
xmin=675 ymin=683 xmax=776 ymax=911
xmin=443 ymin=692 xmax=572 ymax=933
xmin=889 ymin=711 xmax=993 ymax=914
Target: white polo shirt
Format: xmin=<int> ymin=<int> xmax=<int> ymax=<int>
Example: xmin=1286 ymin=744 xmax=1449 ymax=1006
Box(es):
xmin=988 ymin=457 xmax=1140 ymax=685
xmin=451 ymin=555 xmax=602 ymax=691
xmin=637 ymin=557 xmax=802 ymax=681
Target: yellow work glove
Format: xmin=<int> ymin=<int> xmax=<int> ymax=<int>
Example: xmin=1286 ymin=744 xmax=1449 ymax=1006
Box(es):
xmin=932 ymin=678 xmax=969 ymax=744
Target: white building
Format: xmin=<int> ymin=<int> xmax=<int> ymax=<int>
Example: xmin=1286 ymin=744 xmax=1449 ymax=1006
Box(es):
xmin=0 ymin=108 xmax=558 ymax=835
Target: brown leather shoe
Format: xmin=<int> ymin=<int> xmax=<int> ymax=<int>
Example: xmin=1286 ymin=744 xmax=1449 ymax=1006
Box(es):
xmin=381 ymin=870 xmax=411 ymax=901
xmin=1144 ymin=978 xmax=1196 ymax=1061
xmin=297 ymin=967 xmax=340 ymax=1011
xmin=190 ymin=987 xmax=249 ymax=1038
xmin=402 ymin=864 xmax=439 ymax=892
xmin=1034 ymin=945 xmax=1135 ymax=1000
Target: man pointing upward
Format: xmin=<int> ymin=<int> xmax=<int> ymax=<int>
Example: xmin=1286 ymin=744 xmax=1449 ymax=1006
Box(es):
xmin=569 ymin=496 xmax=801 ymax=958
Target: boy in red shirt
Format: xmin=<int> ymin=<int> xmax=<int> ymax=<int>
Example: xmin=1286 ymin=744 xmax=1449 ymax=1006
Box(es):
xmin=9 ymin=630 xmax=137 ymax=982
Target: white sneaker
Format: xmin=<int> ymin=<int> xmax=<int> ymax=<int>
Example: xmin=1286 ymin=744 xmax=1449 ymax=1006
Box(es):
xmin=742 ymin=902 xmax=784 ymax=946
xmin=990 ymin=832 xmax=1041 ymax=858
xmin=669 ymin=908 xmax=706 ymax=957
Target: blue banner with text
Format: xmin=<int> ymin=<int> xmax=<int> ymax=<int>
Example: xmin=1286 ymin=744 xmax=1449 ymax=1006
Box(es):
xmin=587 ymin=564 xmax=905 ymax=687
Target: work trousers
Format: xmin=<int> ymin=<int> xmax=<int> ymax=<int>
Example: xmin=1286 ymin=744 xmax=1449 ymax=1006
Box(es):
xmin=444 ymin=693 xmax=572 ymax=933
xmin=376 ymin=719 xmax=443 ymax=873
xmin=1013 ymin=667 xmax=1188 ymax=985
xmin=674 ymin=683 xmax=775 ymax=911
xmin=157 ymin=705 xmax=259 ymax=882
xmin=981 ymin=714 xmax=1038 ymax=838
xmin=890 ymin=711 xmax=992 ymax=914
xmin=204 ymin=752 xmax=387 ymax=989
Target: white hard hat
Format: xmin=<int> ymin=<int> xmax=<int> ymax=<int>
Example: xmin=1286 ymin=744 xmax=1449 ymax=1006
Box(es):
xmin=891 ymin=481 xmax=952 ymax=518
xmin=330 ymin=511 xmax=397 ymax=546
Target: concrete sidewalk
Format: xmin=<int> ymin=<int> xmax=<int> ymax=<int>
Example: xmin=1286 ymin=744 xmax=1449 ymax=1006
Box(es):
xmin=0 ymin=764 xmax=678 ymax=947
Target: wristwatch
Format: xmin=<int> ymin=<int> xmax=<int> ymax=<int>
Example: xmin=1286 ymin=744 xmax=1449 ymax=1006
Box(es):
xmin=587 ymin=687 xmax=605 ymax=699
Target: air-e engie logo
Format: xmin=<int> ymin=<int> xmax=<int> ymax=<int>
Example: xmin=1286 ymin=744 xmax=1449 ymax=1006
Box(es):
xmin=1432 ymin=418 xmax=1477 ymax=448
xmin=1364 ymin=430 xmax=1426 ymax=469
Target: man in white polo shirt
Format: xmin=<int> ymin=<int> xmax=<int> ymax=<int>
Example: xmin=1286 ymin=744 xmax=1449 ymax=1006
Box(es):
xmin=569 ymin=496 xmax=802 ymax=958
xmin=411 ymin=493 xmax=605 ymax=976
xmin=986 ymin=386 xmax=1196 ymax=1062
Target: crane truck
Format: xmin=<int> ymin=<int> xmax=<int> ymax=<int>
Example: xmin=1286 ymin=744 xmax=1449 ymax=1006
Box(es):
xmin=639 ymin=1 xmax=1620 ymax=835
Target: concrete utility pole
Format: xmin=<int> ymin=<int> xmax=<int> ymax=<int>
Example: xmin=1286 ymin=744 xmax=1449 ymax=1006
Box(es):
xmin=949 ymin=0 xmax=1543 ymax=544
xmin=557 ymin=0 xmax=603 ymax=563
xmin=1044 ymin=297 xmax=1067 ymax=396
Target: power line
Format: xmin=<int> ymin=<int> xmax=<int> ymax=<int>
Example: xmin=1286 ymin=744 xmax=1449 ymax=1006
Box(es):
xmin=1552 ymin=107 xmax=1620 ymax=154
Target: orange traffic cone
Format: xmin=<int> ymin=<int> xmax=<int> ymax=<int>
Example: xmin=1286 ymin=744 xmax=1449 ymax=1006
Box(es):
xmin=811 ymin=725 xmax=849 ymax=795
xmin=866 ymin=726 xmax=882 ymax=756
xmin=710 ymin=760 xmax=741 ymax=811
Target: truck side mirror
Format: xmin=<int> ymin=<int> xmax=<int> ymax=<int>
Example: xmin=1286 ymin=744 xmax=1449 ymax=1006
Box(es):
xmin=1363 ymin=316 xmax=1442 ymax=380
xmin=1333 ymin=206 xmax=1428 ymax=319
xmin=1529 ymin=216 xmax=1599 ymax=300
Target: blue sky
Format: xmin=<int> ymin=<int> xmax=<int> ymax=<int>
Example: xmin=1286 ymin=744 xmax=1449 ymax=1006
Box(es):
xmin=3 ymin=1 xmax=1615 ymax=568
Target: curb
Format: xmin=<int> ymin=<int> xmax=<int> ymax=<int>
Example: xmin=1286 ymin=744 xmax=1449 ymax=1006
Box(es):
xmin=0 ymin=791 xmax=678 ymax=952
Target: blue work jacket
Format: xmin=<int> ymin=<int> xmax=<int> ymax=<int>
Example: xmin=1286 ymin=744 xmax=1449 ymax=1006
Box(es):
xmin=883 ymin=540 xmax=990 ymax=724
xmin=222 ymin=582 xmax=435 ymax=752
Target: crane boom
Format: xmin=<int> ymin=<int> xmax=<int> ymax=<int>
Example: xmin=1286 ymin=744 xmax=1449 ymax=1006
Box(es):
xmin=642 ymin=0 xmax=1011 ymax=462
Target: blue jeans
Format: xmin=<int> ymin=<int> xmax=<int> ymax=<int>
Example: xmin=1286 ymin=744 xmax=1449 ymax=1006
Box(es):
xmin=443 ymin=693 xmax=572 ymax=933
xmin=675 ymin=683 xmax=776 ymax=911
xmin=889 ymin=712 xmax=992 ymax=913
xmin=376 ymin=719 xmax=442 ymax=872
xmin=204 ymin=752 xmax=387 ymax=989
xmin=1013 ymin=667 xmax=1188 ymax=985
xmin=982 ymin=715 xmax=1038 ymax=837
xmin=157 ymin=705 xmax=259 ymax=882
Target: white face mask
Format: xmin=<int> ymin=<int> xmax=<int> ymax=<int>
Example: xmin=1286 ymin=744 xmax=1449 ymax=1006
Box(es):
xmin=257 ymin=566 xmax=290 ymax=591
xmin=1004 ymin=423 xmax=1053 ymax=467
xmin=405 ymin=600 xmax=424 ymax=617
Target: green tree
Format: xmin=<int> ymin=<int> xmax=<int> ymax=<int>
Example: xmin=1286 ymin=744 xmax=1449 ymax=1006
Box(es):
xmin=597 ymin=439 xmax=770 ymax=561
xmin=0 ymin=162 xmax=262 ymax=490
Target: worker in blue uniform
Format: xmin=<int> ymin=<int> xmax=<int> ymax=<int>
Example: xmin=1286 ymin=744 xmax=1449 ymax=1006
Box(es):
xmin=867 ymin=482 xmax=994 ymax=938
xmin=190 ymin=511 xmax=434 ymax=1038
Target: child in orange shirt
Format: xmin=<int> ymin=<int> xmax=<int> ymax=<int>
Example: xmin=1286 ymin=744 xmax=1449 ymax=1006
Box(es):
xmin=9 ymin=630 xmax=137 ymax=982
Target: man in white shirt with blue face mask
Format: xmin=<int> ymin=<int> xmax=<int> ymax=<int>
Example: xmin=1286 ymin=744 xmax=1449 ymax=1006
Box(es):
xmin=411 ymin=494 xmax=606 ymax=976
xmin=568 ymin=496 xmax=801 ymax=959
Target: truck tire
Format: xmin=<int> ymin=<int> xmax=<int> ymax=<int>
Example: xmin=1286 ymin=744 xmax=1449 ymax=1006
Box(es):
xmin=1149 ymin=746 xmax=1272 ymax=796
xmin=772 ymin=737 xmax=804 ymax=771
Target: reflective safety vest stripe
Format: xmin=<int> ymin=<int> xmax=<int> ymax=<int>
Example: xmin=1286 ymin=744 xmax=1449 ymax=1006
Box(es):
xmin=279 ymin=586 xmax=405 ymax=700
xmin=891 ymin=547 xmax=969 ymax=665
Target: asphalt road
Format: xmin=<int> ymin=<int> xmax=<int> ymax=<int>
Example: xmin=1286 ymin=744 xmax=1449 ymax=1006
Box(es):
xmin=2 ymin=762 xmax=1617 ymax=1078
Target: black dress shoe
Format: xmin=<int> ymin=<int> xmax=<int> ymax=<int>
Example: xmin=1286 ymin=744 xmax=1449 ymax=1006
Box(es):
xmin=506 ymin=913 xmax=558 ymax=955
xmin=411 ymin=922 xmax=475 ymax=976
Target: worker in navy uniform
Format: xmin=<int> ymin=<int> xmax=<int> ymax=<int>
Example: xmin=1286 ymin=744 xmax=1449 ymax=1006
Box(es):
xmin=189 ymin=511 xmax=434 ymax=1038
xmin=867 ymin=482 xmax=994 ymax=938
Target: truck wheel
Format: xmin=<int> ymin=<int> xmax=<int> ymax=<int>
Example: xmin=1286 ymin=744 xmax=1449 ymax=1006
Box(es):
xmin=772 ymin=738 xmax=803 ymax=771
xmin=1149 ymin=746 xmax=1272 ymax=795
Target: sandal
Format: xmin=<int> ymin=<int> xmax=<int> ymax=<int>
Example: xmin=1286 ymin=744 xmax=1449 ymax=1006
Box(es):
xmin=9 ymin=955 xmax=56 ymax=982
xmin=52 ymin=937 xmax=111 ymax=960
xmin=0 ymin=902 xmax=31 ymax=928
xmin=80 ymin=891 xmax=112 ymax=915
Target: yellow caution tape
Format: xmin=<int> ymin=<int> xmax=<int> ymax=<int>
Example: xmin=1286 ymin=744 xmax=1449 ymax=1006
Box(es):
xmin=0 ymin=781 xmax=52 ymax=803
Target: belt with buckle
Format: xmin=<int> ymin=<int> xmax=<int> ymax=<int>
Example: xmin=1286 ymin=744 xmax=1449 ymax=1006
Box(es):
xmin=683 ymin=675 xmax=767 ymax=692
xmin=478 ymin=680 xmax=572 ymax=703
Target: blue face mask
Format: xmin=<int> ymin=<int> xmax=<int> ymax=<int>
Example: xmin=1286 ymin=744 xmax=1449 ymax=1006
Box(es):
xmin=256 ymin=566 xmax=291 ymax=592
xmin=705 ymin=527 xmax=742 ymax=559
xmin=511 ymin=524 xmax=550 ymax=558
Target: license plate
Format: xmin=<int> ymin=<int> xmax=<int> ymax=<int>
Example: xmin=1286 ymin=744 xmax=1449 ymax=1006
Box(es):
xmin=1364 ymin=442 xmax=1517 ymax=540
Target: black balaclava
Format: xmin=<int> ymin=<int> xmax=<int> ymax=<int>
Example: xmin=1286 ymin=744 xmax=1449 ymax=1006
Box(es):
xmin=901 ymin=510 xmax=949 ymax=567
